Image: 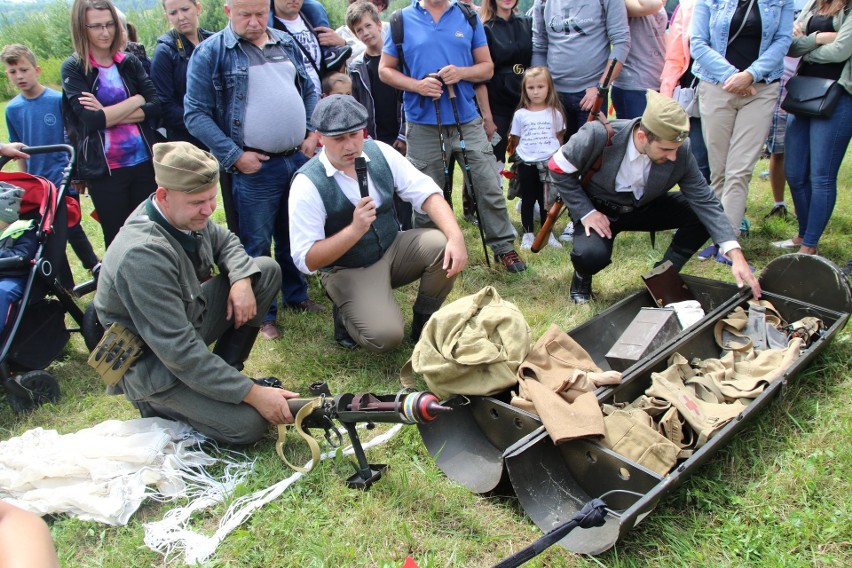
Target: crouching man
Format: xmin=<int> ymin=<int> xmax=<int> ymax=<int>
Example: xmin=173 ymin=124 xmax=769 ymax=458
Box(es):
xmin=289 ymin=95 xmax=467 ymax=352
xmin=550 ymin=90 xmax=761 ymax=304
xmin=94 ymin=141 xmax=299 ymax=444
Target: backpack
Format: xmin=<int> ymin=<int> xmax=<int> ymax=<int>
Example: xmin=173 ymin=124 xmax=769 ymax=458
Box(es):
xmin=389 ymin=2 xmax=479 ymax=77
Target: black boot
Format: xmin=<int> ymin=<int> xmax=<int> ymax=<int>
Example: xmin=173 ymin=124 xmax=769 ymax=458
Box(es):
xmin=411 ymin=311 xmax=431 ymax=343
xmin=655 ymin=244 xmax=693 ymax=272
xmin=570 ymin=272 xmax=593 ymax=304
xmin=333 ymin=304 xmax=357 ymax=349
xmin=212 ymin=325 xmax=261 ymax=371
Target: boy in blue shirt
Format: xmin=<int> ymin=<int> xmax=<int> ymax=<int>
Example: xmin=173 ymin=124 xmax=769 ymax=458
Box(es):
xmin=2 ymin=43 xmax=99 ymax=273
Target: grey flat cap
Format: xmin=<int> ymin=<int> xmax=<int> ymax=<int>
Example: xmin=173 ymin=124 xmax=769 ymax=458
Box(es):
xmin=312 ymin=95 xmax=369 ymax=136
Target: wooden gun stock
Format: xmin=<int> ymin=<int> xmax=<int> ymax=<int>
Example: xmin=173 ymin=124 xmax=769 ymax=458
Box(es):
xmin=531 ymin=199 xmax=564 ymax=253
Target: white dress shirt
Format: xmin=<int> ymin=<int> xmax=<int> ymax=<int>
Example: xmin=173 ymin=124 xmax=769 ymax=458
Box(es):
xmin=289 ymin=140 xmax=442 ymax=274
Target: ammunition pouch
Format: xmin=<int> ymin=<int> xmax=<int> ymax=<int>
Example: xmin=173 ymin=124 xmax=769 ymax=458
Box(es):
xmin=87 ymin=322 xmax=146 ymax=386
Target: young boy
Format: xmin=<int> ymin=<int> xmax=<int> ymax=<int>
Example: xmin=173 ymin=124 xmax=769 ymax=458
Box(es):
xmin=346 ymin=2 xmax=405 ymax=152
xmin=346 ymin=1 xmax=411 ymax=228
xmin=0 ymin=182 xmax=37 ymax=335
xmin=2 ymin=44 xmax=99 ymax=273
xmin=322 ymin=72 xmax=353 ymax=97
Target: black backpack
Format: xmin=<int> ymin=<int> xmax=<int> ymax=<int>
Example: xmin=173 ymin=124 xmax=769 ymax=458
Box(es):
xmin=389 ymin=3 xmax=478 ymax=77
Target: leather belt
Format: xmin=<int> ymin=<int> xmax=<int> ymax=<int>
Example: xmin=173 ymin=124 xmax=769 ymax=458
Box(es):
xmin=494 ymin=64 xmax=525 ymax=75
xmin=244 ymin=146 xmax=300 ymax=158
xmin=591 ymin=197 xmax=636 ymax=215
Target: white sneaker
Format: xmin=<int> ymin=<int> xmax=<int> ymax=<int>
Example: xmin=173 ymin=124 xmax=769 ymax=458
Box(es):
xmin=520 ymin=232 xmax=534 ymax=250
xmin=559 ymin=222 xmax=575 ymax=243
xmin=547 ymin=232 xmax=563 ymax=249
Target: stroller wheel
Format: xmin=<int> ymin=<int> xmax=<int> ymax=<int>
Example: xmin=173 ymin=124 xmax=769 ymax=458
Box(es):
xmin=6 ymin=370 xmax=60 ymax=414
xmin=82 ymin=303 xmax=104 ymax=352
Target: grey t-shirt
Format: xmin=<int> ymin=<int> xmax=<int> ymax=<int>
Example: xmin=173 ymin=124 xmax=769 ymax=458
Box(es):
xmin=614 ymin=8 xmax=668 ymax=91
xmin=531 ymin=0 xmax=631 ymax=93
xmin=242 ymin=41 xmax=306 ymax=152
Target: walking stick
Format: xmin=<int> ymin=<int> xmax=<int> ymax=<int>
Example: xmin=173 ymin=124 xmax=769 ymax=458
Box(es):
xmin=531 ymin=58 xmax=618 ymax=253
xmin=446 ymin=82 xmax=491 ymax=267
xmin=427 ymin=73 xmax=453 ymax=206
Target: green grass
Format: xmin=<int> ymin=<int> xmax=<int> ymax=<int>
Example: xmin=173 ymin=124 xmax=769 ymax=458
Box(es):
xmin=1 ymin=99 xmax=850 ymax=567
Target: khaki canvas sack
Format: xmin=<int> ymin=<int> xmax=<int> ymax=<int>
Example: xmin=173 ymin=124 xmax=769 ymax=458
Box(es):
xmin=401 ymin=286 xmax=531 ymax=400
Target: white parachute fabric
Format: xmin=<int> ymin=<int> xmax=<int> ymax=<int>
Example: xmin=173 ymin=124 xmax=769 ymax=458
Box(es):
xmin=0 ymin=417 xmax=252 ymax=526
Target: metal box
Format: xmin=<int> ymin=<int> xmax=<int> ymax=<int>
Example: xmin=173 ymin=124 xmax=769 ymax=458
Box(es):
xmin=604 ymin=307 xmax=682 ymax=371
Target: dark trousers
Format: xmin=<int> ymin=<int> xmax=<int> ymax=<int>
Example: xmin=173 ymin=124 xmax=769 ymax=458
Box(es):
xmin=558 ymin=90 xmax=609 ymax=141
xmin=570 ymin=192 xmax=709 ymax=276
xmin=66 ymin=191 xmax=99 ymax=270
xmin=517 ymin=162 xmax=545 ymax=233
xmin=87 ymin=160 xmax=157 ymax=249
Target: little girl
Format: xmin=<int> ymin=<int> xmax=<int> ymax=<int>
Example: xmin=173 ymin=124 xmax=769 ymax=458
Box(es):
xmin=507 ymin=67 xmax=567 ymax=250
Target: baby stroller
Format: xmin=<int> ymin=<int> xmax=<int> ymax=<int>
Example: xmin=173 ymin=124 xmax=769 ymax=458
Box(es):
xmin=0 ymin=145 xmax=100 ymax=413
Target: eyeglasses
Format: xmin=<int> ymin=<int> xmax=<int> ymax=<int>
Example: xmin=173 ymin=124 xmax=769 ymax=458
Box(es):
xmin=85 ymin=21 xmax=117 ymax=32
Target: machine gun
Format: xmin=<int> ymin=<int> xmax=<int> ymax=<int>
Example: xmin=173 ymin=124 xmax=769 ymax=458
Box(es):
xmin=256 ymin=379 xmax=450 ymax=489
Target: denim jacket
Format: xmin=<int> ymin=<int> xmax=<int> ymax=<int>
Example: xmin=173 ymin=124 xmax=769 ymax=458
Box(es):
xmin=690 ymin=0 xmax=794 ymax=84
xmin=184 ymin=24 xmax=318 ymax=170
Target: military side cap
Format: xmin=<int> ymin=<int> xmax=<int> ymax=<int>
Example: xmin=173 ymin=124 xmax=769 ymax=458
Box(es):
xmin=153 ymin=141 xmax=220 ymax=193
xmin=312 ymin=94 xmax=368 ymax=136
xmin=642 ymin=90 xmax=690 ymax=143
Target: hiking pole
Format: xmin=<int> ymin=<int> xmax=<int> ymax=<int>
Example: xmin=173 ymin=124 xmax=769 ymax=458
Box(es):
xmin=427 ymin=73 xmax=453 ymax=206
xmin=445 ymin=82 xmax=491 ymax=267
xmin=531 ymin=58 xmax=618 ymax=253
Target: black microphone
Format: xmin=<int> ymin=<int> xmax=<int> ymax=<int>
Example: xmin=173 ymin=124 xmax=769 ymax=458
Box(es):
xmin=355 ymin=157 xmax=369 ymax=199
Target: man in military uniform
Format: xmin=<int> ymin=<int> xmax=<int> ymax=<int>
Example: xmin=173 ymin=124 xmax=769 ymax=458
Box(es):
xmin=289 ymin=95 xmax=467 ymax=352
xmin=95 ymin=142 xmax=298 ymax=444
xmin=549 ymin=90 xmax=761 ymax=303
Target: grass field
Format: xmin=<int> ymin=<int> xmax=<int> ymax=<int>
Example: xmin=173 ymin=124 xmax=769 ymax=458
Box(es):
xmin=0 ymin=99 xmax=850 ymax=567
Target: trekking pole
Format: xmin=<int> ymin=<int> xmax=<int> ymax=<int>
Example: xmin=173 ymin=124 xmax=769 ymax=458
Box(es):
xmin=427 ymin=73 xmax=453 ymax=206
xmin=445 ymin=82 xmax=491 ymax=267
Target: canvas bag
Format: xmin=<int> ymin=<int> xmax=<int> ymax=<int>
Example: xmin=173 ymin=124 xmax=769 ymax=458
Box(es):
xmin=401 ymin=286 xmax=531 ymax=400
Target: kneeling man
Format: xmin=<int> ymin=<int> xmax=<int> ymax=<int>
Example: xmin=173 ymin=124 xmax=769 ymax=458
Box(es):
xmin=95 ymin=142 xmax=299 ymax=444
xmin=289 ymin=95 xmax=467 ymax=352
xmin=549 ymin=90 xmax=761 ymax=303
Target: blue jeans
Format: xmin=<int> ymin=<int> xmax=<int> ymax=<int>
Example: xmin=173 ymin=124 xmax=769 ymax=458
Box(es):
xmin=611 ymin=87 xmax=648 ymax=120
xmin=231 ymin=152 xmax=309 ymax=322
xmin=689 ymin=117 xmax=712 ymax=185
xmin=558 ymin=90 xmax=609 ymax=140
xmin=784 ymin=90 xmax=852 ymax=248
xmin=0 ymin=276 xmax=25 ymax=336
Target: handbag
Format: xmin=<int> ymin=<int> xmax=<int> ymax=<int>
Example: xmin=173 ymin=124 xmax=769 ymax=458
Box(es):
xmin=673 ymin=79 xmax=700 ymax=118
xmin=781 ymin=75 xmax=844 ymax=118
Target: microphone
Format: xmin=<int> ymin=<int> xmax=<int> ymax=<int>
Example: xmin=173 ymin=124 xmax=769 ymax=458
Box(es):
xmin=354 ymin=157 xmax=369 ymax=199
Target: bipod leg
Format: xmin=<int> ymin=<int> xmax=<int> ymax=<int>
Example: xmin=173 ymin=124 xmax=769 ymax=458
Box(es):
xmin=341 ymin=421 xmax=387 ymax=490
xmin=446 ymin=83 xmax=491 ymax=267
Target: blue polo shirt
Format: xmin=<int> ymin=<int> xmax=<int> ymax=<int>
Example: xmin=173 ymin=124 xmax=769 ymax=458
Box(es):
xmin=383 ymin=0 xmax=487 ymax=125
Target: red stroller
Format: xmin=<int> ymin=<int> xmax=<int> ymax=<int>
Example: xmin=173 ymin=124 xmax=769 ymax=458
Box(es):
xmin=0 ymin=145 xmax=100 ymax=412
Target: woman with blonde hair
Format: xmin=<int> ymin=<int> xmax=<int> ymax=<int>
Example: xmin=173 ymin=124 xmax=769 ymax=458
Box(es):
xmin=61 ymin=0 xmax=161 ymax=248
xmin=150 ymin=0 xmax=213 ymax=146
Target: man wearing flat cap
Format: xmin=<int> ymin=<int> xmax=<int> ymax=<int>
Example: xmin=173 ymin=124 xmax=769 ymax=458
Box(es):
xmin=95 ymin=141 xmax=300 ymax=445
xmin=289 ymin=95 xmax=467 ymax=352
xmin=549 ymin=89 xmax=761 ymax=303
